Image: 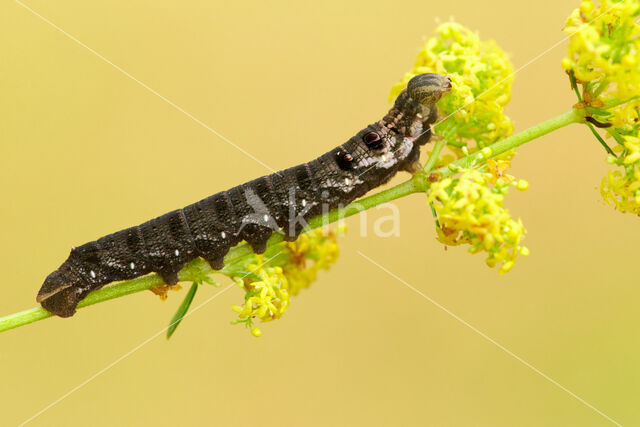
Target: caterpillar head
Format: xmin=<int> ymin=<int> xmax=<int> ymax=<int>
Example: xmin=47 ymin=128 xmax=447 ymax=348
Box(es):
xmin=407 ymin=73 xmax=452 ymax=106
xmin=386 ymin=73 xmax=451 ymax=143
xmin=368 ymin=72 xmax=451 ymax=166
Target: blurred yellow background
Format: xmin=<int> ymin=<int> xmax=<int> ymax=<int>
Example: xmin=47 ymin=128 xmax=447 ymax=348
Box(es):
xmin=1 ymin=0 xmax=638 ymax=425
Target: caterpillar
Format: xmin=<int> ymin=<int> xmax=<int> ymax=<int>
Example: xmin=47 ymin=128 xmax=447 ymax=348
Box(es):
xmin=36 ymin=73 xmax=451 ymax=317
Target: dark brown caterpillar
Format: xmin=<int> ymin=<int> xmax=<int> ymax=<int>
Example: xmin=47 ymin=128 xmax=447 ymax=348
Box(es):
xmin=37 ymin=73 xmax=451 ymax=317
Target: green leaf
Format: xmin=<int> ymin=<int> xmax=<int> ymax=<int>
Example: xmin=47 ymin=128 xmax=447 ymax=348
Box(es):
xmin=585 ymin=107 xmax=613 ymax=117
xmin=167 ymin=282 xmax=199 ymax=339
xmin=429 ymin=201 xmax=441 ymax=229
xmin=587 ymin=123 xmax=617 ymax=157
xmin=603 ymin=95 xmax=639 ymax=109
xmin=568 ymin=71 xmax=583 ymax=102
xmin=201 ymin=275 xmax=218 ymax=286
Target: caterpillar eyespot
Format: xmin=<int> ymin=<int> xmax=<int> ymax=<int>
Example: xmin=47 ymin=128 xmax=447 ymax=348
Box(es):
xmin=36 ymin=73 xmax=451 ymax=318
xmin=363 ymin=131 xmax=383 ymax=149
xmin=335 ymin=149 xmax=355 ymax=170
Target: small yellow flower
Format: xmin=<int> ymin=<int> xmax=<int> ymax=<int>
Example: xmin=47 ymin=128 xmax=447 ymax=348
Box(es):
xmin=516 ymin=179 xmax=529 ymax=191
xmin=486 ymin=158 xmax=514 ymax=184
xmin=427 ymin=169 xmax=528 ymax=273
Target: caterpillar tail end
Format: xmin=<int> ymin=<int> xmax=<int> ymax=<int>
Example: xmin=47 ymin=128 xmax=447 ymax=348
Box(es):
xmin=36 ymin=269 xmax=81 ymax=318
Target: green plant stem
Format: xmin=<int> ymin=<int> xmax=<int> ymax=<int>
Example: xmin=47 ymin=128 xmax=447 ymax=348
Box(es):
xmin=423 ymin=137 xmax=447 ymax=229
xmin=0 ymin=108 xmax=586 ymax=334
xmin=423 ymin=137 xmax=448 ymax=174
xmin=433 ymin=108 xmax=584 ymax=175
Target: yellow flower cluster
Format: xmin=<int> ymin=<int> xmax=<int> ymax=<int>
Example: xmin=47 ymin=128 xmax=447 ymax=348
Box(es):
xmin=563 ymin=0 xmax=640 ymax=103
xmin=282 ymin=226 xmax=342 ymax=296
xmin=562 ymin=0 xmax=640 ymax=215
xmin=601 ymin=131 xmax=640 ymax=215
xmin=390 ymin=21 xmax=514 ymax=154
xmin=601 ymin=159 xmax=640 ymax=214
xmin=231 ymin=226 xmax=343 ymax=336
xmin=231 ymin=263 xmax=290 ymax=337
xmin=427 ymin=169 xmax=529 ymax=273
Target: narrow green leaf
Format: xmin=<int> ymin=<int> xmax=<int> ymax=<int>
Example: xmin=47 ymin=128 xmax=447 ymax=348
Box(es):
xmin=429 ymin=201 xmax=441 ymax=230
xmin=202 ymin=275 xmax=218 ymax=286
xmin=603 ymin=95 xmax=639 ymax=109
xmin=592 ymin=79 xmax=609 ymax=97
xmin=584 ymin=107 xmax=613 ymax=117
xmin=568 ymin=71 xmax=583 ymax=102
xmin=167 ymin=282 xmax=199 ymax=339
xmin=587 ymin=123 xmax=617 ymax=157
xmin=605 ymin=127 xmax=626 ymax=145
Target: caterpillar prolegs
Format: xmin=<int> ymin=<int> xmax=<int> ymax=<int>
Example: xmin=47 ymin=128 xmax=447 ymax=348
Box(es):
xmin=36 ymin=73 xmax=451 ymax=317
